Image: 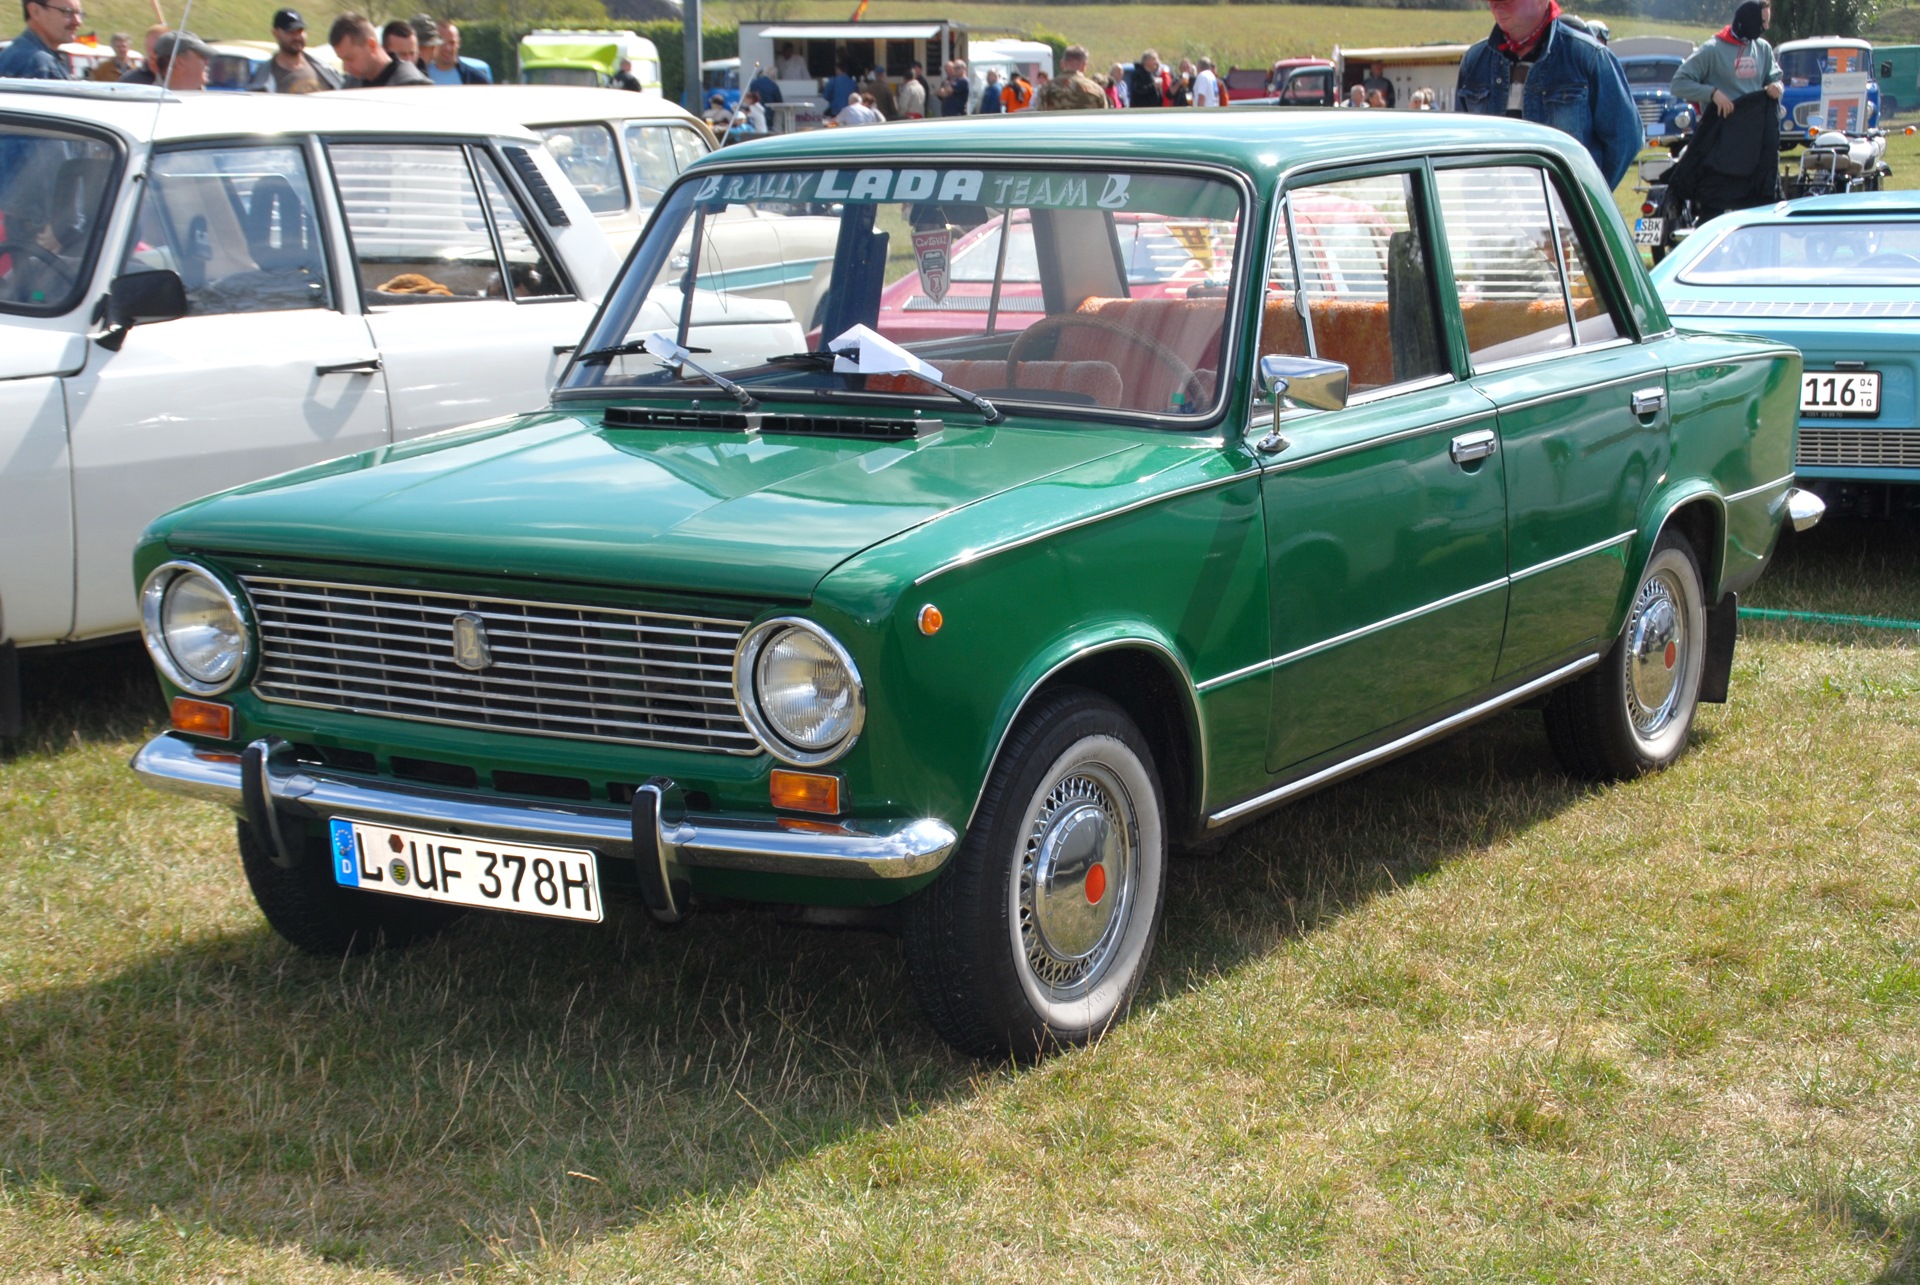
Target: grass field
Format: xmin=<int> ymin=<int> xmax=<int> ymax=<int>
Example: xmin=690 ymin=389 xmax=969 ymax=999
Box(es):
xmin=1 ymin=519 xmax=1916 ymax=1282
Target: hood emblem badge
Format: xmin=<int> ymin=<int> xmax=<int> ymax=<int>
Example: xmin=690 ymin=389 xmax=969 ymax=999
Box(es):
xmin=451 ymin=612 xmax=492 ymax=672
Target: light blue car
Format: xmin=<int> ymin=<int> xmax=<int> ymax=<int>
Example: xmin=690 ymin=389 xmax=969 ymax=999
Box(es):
xmin=1651 ymin=191 xmax=1920 ymax=506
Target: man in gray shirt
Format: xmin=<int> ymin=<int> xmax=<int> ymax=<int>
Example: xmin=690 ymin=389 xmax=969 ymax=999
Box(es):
xmin=1670 ymin=0 xmax=1783 ymax=121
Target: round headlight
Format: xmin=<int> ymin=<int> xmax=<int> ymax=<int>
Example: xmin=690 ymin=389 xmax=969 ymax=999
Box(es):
xmin=1674 ymin=109 xmax=1692 ymax=132
xmin=734 ymin=619 xmax=864 ymax=764
xmin=140 ymin=562 xmax=250 ymax=695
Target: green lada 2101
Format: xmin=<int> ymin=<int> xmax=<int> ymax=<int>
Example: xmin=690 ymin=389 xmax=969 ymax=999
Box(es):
xmin=132 ymin=113 xmax=1822 ymax=1058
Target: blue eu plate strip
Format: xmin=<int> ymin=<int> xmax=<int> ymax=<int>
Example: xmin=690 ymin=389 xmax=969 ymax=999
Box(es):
xmin=331 ymin=819 xmax=359 ymax=887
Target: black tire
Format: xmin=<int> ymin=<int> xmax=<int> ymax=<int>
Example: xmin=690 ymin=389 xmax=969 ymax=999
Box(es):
xmin=904 ymin=689 xmax=1166 ymax=1059
xmin=238 ymin=819 xmax=463 ymax=957
xmin=1544 ymin=532 xmax=1707 ymax=782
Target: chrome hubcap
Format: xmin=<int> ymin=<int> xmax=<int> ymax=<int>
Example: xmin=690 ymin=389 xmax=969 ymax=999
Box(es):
xmin=1626 ymin=568 xmax=1686 ymax=736
xmin=1019 ymin=764 xmax=1134 ymax=997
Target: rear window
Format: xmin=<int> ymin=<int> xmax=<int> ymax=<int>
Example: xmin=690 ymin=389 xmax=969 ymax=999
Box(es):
xmin=1623 ymin=59 xmax=1679 ymax=86
xmin=1679 ymin=220 xmax=1920 ymax=286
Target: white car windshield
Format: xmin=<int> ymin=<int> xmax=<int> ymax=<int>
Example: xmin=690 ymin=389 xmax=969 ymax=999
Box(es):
xmin=1680 ymin=220 xmax=1920 ymax=286
xmin=562 ymin=163 xmax=1245 ymax=420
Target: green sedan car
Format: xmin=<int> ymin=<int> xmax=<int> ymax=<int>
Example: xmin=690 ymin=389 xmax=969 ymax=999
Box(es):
xmin=131 ymin=113 xmax=1820 ymax=1058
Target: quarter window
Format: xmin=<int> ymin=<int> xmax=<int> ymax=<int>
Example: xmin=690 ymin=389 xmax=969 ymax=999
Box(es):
xmin=331 ymin=143 xmax=570 ymax=305
xmin=1263 ymin=172 xmax=1445 ymax=395
xmin=623 ymin=123 xmax=708 ymax=214
xmin=120 ymin=144 xmax=330 ymax=316
xmin=1435 ymin=165 xmax=1619 ymax=364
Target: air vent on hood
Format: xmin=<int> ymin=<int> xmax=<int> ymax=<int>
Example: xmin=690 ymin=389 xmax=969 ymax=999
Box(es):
xmin=602 ymin=406 xmax=942 ymax=442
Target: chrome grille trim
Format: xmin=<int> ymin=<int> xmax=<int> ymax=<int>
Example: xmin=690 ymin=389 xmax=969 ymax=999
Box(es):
xmin=1797 ymin=426 xmax=1920 ymax=468
xmin=243 ymin=576 xmax=759 ymax=754
xmin=1637 ymin=100 xmax=1663 ymax=125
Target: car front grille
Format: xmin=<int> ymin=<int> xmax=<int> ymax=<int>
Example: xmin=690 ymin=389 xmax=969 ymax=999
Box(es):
xmin=242 ymin=576 xmax=759 ymax=755
xmin=1638 ymin=99 xmax=1664 ymax=126
xmin=1797 ymin=427 xmax=1920 ymax=469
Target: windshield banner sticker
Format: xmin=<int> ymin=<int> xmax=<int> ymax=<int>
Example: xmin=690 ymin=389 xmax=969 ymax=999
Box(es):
xmin=913 ymin=228 xmax=953 ymax=303
xmin=686 ymin=168 xmax=1219 ymax=214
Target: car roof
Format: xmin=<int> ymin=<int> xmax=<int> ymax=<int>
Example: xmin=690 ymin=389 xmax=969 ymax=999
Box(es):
xmin=709 ymin=109 xmax=1599 ymax=187
xmin=1777 ymin=36 xmax=1870 ymax=52
xmin=0 ymin=80 xmax=544 ymax=144
xmin=350 ymin=83 xmax=702 ymax=129
xmin=1715 ymin=192 xmax=1920 ymax=224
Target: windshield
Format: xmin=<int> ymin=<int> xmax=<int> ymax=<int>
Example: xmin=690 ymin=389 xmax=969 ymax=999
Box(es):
xmin=1623 ymin=59 xmax=1679 ymax=87
xmin=0 ymin=120 xmax=120 ymax=315
xmin=563 ymin=163 xmax=1245 ymax=421
xmin=1780 ymin=46 xmax=1867 ymax=86
xmin=1679 ymin=220 xmax=1920 ymax=286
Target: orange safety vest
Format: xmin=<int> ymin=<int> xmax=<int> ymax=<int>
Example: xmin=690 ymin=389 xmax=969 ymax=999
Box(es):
xmin=1003 ymin=77 xmax=1032 ymax=111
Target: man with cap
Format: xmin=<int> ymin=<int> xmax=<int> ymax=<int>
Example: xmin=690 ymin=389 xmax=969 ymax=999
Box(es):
xmin=0 ymin=0 xmax=82 ymax=80
xmin=148 ymin=30 xmax=212 ymax=90
xmin=425 ymin=19 xmax=490 ymax=85
xmin=1455 ymin=0 xmax=1641 ymax=189
xmin=329 ymin=11 xmax=428 ymax=86
xmin=250 ymin=9 xmax=343 ymax=92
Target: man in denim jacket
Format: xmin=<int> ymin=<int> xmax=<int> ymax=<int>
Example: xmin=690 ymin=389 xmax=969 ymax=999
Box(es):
xmin=1456 ymin=0 xmax=1641 ymax=190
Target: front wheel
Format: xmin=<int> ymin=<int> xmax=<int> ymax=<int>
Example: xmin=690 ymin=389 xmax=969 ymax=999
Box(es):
xmin=904 ymin=690 xmax=1166 ymax=1059
xmin=1544 ymin=533 xmax=1706 ymax=781
xmin=238 ymin=819 xmax=463 ymax=957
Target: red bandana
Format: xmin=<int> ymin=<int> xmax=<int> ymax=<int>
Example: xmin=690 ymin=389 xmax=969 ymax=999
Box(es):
xmin=1496 ymin=0 xmax=1562 ymax=57
xmin=1715 ymin=26 xmax=1742 ymax=44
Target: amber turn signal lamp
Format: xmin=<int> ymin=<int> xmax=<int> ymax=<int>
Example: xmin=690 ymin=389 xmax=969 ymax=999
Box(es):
xmin=917 ymin=603 xmax=944 ymax=635
xmin=770 ymin=768 xmax=841 ymax=815
xmin=170 ymin=696 xmax=232 ymax=740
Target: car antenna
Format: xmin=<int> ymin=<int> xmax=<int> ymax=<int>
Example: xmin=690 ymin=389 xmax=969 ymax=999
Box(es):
xmin=142 ymin=0 xmax=196 ymax=160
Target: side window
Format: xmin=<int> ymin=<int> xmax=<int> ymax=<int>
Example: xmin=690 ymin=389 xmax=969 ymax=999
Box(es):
xmin=1436 ymin=166 xmax=1576 ymax=365
xmin=536 ymin=123 xmax=627 ymax=215
xmin=1547 ymin=181 xmax=1622 ymax=346
xmin=331 ymin=143 xmax=503 ymax=303
xmin=622 ymin=124 xmax=682 ymax=212
xmin=121 ymin=144 xmax=331 ymax=316
xmin=474 ymin=151 xmax=569 ymax=299
xmin=669 ymin=126 xmax=709 ymax=172
xmin=1263 ymin=172 xmax=1445 ymax=396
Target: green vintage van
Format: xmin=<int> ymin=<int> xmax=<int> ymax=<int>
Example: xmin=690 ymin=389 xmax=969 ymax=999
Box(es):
xmin=131 ymin=112 xmax=1819 ymax=1057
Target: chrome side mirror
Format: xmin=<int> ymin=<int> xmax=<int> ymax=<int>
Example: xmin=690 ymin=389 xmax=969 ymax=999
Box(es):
xmin=1254 ymin=354 xmax=1349 ymax=454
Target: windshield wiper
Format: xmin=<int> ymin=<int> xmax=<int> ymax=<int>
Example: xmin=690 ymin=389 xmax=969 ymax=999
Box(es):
xmin=582 ymin=332 xmax=758 ymax=410
xmin=824 ymin=325 xmax=1003 ymax=424
xmin=764 ymin=350 xmax=838 ymax=367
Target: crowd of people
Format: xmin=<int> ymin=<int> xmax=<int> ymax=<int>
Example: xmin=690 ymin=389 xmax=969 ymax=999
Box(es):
xmin=0 ymin=0 xmax=493 ymax=91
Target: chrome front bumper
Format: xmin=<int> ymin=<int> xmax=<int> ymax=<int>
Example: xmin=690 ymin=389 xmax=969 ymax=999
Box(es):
xmin=132 ymin=733 xmax=957 ymax=918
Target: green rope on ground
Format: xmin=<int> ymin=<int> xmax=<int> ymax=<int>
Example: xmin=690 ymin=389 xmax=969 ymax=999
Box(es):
xmin=1738 ymin=607 xmax=1920 ymax=631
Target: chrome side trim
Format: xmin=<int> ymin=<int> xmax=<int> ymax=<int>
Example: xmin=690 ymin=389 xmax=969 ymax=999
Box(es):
xmin=1196 ymin=577 xmax=1509 ymax=693
xmin=963 ymin=636 xmax=1207 ymax=833
xmin=1257 ymin=409 xmax=1495 ymax=477
xmin=1724 ymin=472 xmax=1795 ymax=504
xmin=1206 ymin=655 xmax=1600 ymax=828
xmin=912 ymin=473 xmax=1246 ymax=587
xmin=1508 ymin=530 xmax=1636 ymax=582
xmin=130 ymin=733 xmax=956 ymax=880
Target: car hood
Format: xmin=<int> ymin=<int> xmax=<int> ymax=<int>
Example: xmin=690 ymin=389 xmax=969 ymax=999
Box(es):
xmin=156 ymin=407 xmax=1137 ymax=601
xmin=0 ymin=329 xmax=86 ymax=381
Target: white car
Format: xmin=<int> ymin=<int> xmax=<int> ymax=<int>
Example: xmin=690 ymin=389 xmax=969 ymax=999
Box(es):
xmin=0 ymin=81 xmax=619 ymax=726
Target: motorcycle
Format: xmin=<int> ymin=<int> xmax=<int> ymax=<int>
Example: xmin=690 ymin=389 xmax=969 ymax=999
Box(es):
xmin=1779 ymin=124 xmax=1898 ymax=199
xmin=1632 ymin=109 xmax=1697 ymax=265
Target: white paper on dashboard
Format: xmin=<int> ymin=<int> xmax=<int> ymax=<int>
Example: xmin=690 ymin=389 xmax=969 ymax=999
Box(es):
xmin=827 ymin=324 xmax=943 ymax=381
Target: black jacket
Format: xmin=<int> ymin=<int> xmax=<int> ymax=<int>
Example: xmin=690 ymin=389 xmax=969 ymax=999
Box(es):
xmin=1662 ymin=88 xmax=1779 ymax=216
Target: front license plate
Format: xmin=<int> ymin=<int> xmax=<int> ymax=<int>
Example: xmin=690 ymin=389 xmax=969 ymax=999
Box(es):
xmin=1633 ymin=217 xmax=1664 ymax=245
xmin=1800 ymin=370 xmax=1881 ymax=418
xmin=330 ymin=818 xmax=604 ymax=923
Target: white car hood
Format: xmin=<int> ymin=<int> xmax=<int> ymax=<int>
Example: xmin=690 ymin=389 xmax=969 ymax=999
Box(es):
xmin=0 ymin=329 xmax=87 ymax=381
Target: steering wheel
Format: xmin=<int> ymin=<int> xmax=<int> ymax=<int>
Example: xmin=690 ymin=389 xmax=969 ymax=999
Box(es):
xmin=1007 ymin=312 xmax=1202 ymax=407
xmin=0 ymin=240 xmax=76 ymax=292
xmin=1856 ymin=252 xmax=1920 ymax=271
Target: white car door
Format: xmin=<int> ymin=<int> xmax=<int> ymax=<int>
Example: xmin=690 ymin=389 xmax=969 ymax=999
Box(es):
xmin=64 ymin=140 xmax=390 ymax=640
xmin=328 ymin=140 xmax=594 ymax=439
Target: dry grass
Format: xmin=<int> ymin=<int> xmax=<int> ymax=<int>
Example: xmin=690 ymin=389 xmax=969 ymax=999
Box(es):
xmin=2 ymin=520 xmax=1916 ymax=1282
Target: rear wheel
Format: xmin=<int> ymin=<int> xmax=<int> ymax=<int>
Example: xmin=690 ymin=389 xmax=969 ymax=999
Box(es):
xmin=904 ymin=689 xmax=1166 ymax=1059
xmin=238 ymin=819 xmax=463 ymax=957
xmin=1545 ymin=533 xmax=1706 ymax=781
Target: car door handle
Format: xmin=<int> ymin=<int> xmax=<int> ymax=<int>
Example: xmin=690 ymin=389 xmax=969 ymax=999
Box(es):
xmin=1631 ymin=387 xmax=1667 ymax=416
xmin=316 ymin=358 xmax=382 ymax=376
xmin=1449 ymin=428 xmax=1497 ymax=465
